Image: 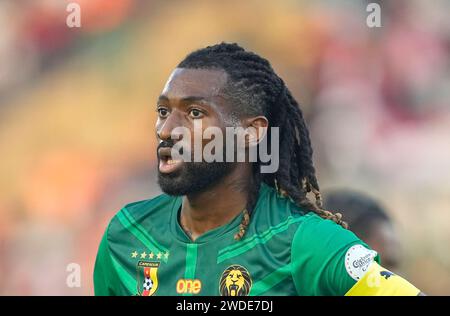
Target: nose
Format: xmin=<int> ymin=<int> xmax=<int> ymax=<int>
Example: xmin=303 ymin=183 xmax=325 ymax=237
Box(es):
xmin=156 ymin=111 xmax=182 ymax=142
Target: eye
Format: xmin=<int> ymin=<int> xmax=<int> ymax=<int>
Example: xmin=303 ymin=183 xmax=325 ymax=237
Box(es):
xmin=157 ymin=107 xmax=169 ymax=118
xmin=188 ymin=108 xmax=204 ymax=119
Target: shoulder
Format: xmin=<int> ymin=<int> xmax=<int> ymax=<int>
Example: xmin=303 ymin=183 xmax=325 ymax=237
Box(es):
xmin=122 ymin=193 xmax=178 ymax=221
xmin=250 ymin=184 xmax=310 ymax=232
xmin=106 ymin=193 xmax=179 ymax=241
xmin=246 ymin=184 xmax=320 ymax=250
xmin=292 ymin=212 xmax=361 ymax=253
xmin=254 ymin=184 xmax=360 ymax=246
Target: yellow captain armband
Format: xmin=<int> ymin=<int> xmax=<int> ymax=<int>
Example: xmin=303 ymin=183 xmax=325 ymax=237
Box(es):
xmin=345 ymin=262 xmax=421 ymax=296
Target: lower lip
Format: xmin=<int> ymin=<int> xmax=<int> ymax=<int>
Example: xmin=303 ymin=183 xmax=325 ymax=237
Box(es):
xmin=159 ymin=159 xmax=183 ymax=174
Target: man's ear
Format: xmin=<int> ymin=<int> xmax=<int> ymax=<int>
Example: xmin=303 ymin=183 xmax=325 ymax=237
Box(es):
xmin=243 ymin=116 xmax=269 ymax=147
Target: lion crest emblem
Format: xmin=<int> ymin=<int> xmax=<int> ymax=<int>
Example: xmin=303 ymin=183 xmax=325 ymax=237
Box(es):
xmin=219 ymin=265 xmax=252 ymax=296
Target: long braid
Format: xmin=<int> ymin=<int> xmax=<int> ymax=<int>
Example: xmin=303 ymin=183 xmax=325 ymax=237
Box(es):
xmin=178 ymin=43 xmax=347 ymax=240
xmin=235 ymin=163 xmax=261 ymax=240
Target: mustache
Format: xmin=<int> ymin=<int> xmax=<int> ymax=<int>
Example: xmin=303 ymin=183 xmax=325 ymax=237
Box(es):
xmin=157 ymin=140 xmax=175 ymax=150
xmin=157 ymin=140 xmax=186 ymax=158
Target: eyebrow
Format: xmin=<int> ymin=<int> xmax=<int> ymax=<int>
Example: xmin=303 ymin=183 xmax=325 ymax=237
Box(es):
xmin=158 ymin=95 xmax=208 ymax=103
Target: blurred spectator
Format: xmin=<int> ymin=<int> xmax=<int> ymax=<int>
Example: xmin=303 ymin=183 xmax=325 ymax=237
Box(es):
xmin=324 ymin=190 xmax=400 ymax=271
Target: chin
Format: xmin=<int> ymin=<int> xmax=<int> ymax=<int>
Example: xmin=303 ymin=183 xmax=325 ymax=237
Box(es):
xmin=157 ymin=161 xmax=235 ymax=196
xmin=157 ymin=172 xmax=189 ymax=196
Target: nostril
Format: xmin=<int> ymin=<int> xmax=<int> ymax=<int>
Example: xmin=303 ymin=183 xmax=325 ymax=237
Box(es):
xmin=157 ymin=129 xmax=171 ymax=141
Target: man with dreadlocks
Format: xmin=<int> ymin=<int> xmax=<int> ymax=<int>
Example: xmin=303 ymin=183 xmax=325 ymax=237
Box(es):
xmin=94 ymin=43 xmax=422 ymax=296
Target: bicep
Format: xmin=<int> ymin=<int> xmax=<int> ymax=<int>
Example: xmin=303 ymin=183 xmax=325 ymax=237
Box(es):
xmin=291 ymin=215 xmax=378 ymax=295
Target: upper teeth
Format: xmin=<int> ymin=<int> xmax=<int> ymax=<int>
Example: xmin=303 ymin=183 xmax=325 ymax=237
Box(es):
xmin=167 ymin=159 xmax=178 ymax=165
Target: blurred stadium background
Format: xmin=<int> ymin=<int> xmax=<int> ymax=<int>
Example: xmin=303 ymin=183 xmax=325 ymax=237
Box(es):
xmin=0 ymin=0 xmax=449 ymax=295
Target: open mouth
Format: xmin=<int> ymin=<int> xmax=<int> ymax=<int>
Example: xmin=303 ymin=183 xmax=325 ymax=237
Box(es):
xmin=229 ymin=284 xmax=238 ymax=294
xmin=158 ymin=147 xmax=183 ymax=174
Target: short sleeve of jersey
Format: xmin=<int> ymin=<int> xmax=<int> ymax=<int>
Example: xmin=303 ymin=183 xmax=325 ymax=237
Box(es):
xmin=291 ymin=213 xmax=380 ymax=296
xmin=93 ymin=223 xmax=120 ymax=296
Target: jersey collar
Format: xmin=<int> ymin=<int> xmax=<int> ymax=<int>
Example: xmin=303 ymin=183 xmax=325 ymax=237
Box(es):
xmin=169 ymin=183 xmax=271 ymax=244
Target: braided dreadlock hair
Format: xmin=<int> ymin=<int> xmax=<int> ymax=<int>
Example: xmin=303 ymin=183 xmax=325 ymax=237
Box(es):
xmin=178 ymin=43 xmax=347 ymax=240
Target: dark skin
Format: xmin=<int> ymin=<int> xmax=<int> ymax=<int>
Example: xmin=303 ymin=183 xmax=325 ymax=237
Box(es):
xmin=155 ymin=68 xmax=426 ymax=295
xmin=156 ymin=68 xmax=268 ymax=241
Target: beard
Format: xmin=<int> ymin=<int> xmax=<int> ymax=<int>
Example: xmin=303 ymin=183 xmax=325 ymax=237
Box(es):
xmin=157 ymin=160 xmax=235 ymax=196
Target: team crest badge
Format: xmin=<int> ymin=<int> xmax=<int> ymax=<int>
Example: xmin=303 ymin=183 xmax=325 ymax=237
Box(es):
xmin=219 ymin=265 xmax=252 ymax=296
xmin=136 ymin=261 xmax=160 ymax=296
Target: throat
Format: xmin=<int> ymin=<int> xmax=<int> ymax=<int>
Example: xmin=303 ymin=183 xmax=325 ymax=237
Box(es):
xmin=178 ymin=165 xmax=254 ymax=241
xmin=180 ymin=189 xmax=249 ymax=241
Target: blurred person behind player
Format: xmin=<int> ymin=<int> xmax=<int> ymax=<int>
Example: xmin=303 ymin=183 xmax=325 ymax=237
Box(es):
xmin=324 ymin=190 xmax=400 ymax=271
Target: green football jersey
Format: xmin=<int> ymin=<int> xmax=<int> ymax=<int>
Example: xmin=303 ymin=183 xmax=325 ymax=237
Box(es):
xmin=94 ymin=183 xmax=380 ymax=296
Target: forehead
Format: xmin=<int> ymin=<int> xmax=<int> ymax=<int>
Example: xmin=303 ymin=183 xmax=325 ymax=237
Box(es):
xmin=161 ymin=68 xmax=228 ymax=98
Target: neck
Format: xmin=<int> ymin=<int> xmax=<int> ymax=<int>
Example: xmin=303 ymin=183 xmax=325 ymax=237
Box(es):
xmin=180 ymin=164 xmax=252 ymax=241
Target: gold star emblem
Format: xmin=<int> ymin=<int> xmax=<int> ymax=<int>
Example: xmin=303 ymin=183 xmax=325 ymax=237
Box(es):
xmin=131 ymin=251 xmax=138 ymax=258
xmin=157 ymin=252 xmax=162 ymax=259
xmin=149 ymin=252 xmax=154 ymax=259
xmin=164 ymin=251 xmax=169 ymax=259
xmin=140 ymin=251 xmax=147 ymax=259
